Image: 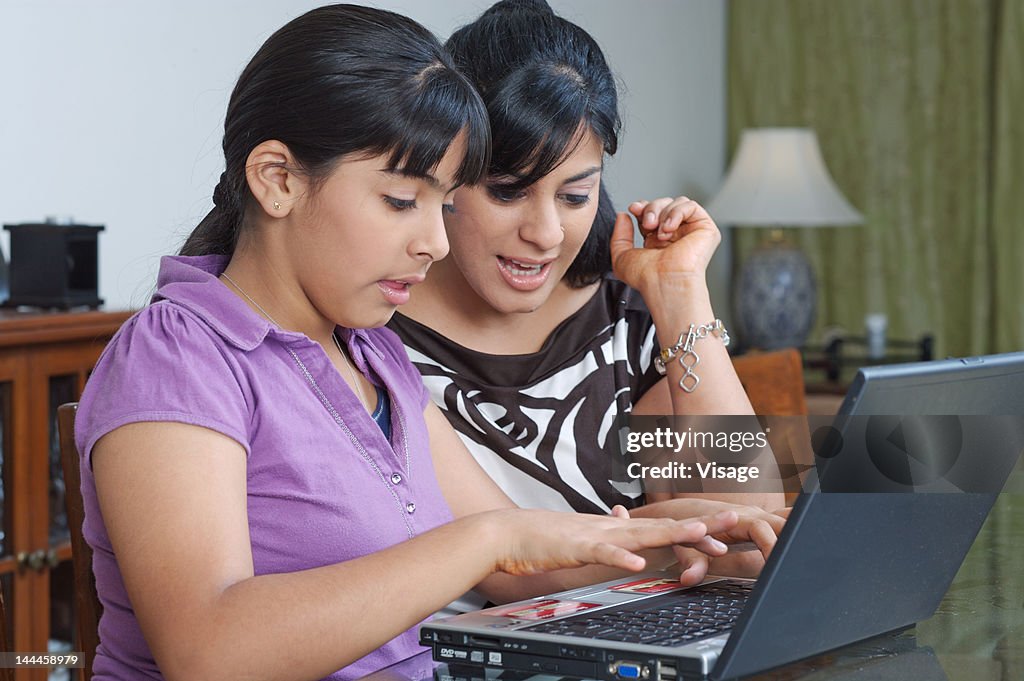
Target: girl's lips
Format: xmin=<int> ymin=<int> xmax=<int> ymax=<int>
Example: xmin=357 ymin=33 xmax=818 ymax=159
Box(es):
xmin=377 ymin=279 xmax=412 ymax=305
xmin=496 ymin=256 xmax=552 ymax=292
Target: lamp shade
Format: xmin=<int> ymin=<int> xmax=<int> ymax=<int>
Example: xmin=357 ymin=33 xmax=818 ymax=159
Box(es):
xmin=706 ymin=128 xmax=862 ymax=227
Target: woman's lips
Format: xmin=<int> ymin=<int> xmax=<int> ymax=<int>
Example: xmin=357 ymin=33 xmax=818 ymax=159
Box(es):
xmin=496 ymin=256 xmax=552 ymax=292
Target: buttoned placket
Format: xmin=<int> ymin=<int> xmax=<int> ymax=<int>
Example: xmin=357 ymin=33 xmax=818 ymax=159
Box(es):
xmin=284 ymin=331 xmax=418 ymax=536
xmin=353 ymin=332 xmax=417 ymax=518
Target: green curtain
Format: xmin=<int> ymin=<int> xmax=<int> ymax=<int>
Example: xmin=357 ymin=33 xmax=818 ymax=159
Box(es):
xmin=993 ymin=0 xmax=1024 ymax=352
xmin=728 ymin=0 xmax=1022 ymax=357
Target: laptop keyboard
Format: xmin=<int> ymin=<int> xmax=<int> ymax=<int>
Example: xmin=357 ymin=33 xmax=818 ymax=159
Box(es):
xmin=524 ymin=580 xmax=753 ymax=647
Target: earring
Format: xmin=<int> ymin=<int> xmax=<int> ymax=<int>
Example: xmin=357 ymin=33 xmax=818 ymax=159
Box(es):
xmin=273 ymin=201 xmax=281 ymax=210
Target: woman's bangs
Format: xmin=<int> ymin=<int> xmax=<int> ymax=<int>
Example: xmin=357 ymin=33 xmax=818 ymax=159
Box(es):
xmin=487 ymin=65 xmax=591 ymax=189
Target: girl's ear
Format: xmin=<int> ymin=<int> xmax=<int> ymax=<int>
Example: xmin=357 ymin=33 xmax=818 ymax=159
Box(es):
xmin=244 ymin=140 xmax=306 ymax=217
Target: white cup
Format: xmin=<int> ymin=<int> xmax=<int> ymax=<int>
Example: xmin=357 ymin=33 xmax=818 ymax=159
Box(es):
xmin=865 ymin=313 xmax=887 ymax=359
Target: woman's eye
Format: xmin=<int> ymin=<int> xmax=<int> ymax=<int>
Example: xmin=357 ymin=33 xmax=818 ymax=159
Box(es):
xmin=487 ymin=186 xmax=526 ymax=203
xmin=560 ymin=193 xmax=591 ymax=207
xmin=443 ymin=203 xmax=456 ymax=215
xmin=384 ymin=196 xmax=417 ymax=211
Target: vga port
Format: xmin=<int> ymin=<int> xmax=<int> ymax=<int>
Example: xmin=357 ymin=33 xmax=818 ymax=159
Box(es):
xmin=609 ymin=661 xmax=648 ymax=679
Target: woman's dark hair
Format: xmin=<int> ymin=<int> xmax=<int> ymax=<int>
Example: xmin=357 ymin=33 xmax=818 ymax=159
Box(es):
xmin=182 ymin=4 xmax=490 ymax=256
xmin=446 ymin=0 xmax=621 ymax=287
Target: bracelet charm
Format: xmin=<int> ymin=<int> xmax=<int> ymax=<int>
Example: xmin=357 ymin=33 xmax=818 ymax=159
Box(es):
xmin=654 ymin=319 xmax=730 ymax=393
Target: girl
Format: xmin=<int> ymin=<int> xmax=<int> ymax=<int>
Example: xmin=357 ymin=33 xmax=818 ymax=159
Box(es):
xmin=75 ymin=5 xmax=747 ymax=680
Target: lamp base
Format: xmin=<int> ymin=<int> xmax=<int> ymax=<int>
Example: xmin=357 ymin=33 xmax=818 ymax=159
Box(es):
xmin=734 ymin=242 xmax=816 ymax=349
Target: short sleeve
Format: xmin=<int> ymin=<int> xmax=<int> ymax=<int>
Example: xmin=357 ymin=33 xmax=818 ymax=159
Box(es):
xmin=620 ymin=283 xmax=664 ymax=402
xmin=632 ymin=322 xmax=662 ymax=400
xmin=75 ymin=301 xmax=252 ymax=467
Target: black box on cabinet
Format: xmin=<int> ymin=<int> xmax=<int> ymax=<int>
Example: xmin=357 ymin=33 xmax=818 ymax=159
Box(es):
xmin=2 ymin=222 xmax=104 ymax=309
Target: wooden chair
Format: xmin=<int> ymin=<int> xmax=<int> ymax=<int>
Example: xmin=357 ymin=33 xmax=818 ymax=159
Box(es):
xmin=57 ymin=402 xmax=103 ymax=681
xmin=0 ymin=590 xmax=12 ymax=681
xmin=731 ymin=349 xmax=813 ymax=503
xmin=732 ymin=348 xmax=808 ymax=417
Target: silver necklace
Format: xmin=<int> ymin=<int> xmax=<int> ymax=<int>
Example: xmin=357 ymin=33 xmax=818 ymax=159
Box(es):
xmin=220 ymin=271 xmax=372 ymax=409
xmin=331 ymin=331 xmax=373 ymax=410
xmin=220 ymin=271 xmax=280 ymax=326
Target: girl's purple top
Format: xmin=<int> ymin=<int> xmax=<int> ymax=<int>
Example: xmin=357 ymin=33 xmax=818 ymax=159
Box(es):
xmin=76 ymin=255 xmax=453 ymax=680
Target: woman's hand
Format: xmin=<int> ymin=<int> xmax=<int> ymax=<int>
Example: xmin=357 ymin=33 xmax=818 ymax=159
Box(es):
xmin=609 ymin=197 xmax=721 ymax=298
xmin=675 ymin=504 xmax=788 ymax=585
xmin=487 ymin=508 xmax=742 ymax=577
xmin=633 ymin=498 xmax=789 ymax=584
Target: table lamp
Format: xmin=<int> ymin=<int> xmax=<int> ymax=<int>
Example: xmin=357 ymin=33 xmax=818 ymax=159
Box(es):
xmin=706 ymin=128 xmax=863 ymax=349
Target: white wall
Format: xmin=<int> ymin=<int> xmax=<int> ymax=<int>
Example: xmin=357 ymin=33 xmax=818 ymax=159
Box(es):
xmin=2 ymin=0 xmax=728 ymax=315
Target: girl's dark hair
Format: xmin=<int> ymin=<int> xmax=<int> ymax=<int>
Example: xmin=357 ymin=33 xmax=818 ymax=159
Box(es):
xmin=446 ymin=0 xmax=621 ymax=287
xmin=182 ymin=4 xmax=490 ymax=256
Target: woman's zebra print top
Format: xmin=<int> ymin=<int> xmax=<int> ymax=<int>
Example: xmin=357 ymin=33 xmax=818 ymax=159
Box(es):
xmin=388 ymin=278 xmax=663 ymax=514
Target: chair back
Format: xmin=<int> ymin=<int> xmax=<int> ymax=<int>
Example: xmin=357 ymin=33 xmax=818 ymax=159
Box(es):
xmin=57 ymin=402 xmax=103 ymax=681
xmin=732 ymin=348 xmax=808 ymax=416
xmin=732 ymin=349 xmax=811 ymax=503
xmin=0 ymin=590 xmax=12 ymax=680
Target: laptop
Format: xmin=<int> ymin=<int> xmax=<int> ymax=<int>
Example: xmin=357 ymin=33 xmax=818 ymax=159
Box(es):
xmin=416 ymin=636 xmax=947 ymax=681
xmin=419 ymin=352 xmax=1024 ymax=680
xmin=360 ymin=633 xmax=947 ymax=681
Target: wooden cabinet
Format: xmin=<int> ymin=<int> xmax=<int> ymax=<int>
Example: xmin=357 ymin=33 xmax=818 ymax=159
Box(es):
xmin=0 ymin=309 xmax=130 ymax=680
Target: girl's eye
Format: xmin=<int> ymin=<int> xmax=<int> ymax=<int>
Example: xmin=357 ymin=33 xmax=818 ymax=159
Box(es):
xmin=443 ymin=203 xmax=456 ymax=215
xmin=560 ymin=193 xmax=591 ymax=207
xmin=384 ymin=196 xmax=417 ymax=211
xmin=487 ymin=185 xmax=526 ymax=203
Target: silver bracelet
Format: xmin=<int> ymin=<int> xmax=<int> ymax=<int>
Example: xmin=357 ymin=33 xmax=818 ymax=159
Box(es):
xmin=654 ymin=319 xmax=731 ymax=393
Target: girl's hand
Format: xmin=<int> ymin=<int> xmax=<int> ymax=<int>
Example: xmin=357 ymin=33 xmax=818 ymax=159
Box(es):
xmin=489 ymin=508 xmax=741 ymax=576
xmin=610 ymin=197 xmax=722 ymax=298
xmin=642 ymin=498 xmax=787 ymax=554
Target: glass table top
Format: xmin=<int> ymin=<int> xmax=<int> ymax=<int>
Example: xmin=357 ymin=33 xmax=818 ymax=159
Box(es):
xmin=363 ymin=460 xmax=1023 ymax=681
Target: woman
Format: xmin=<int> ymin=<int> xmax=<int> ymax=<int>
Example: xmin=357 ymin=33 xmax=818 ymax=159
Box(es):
xmin=388 ymin=0 xmax=785 ymax=559
xmin=75 ymin=5 xmax=749 ymax=680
